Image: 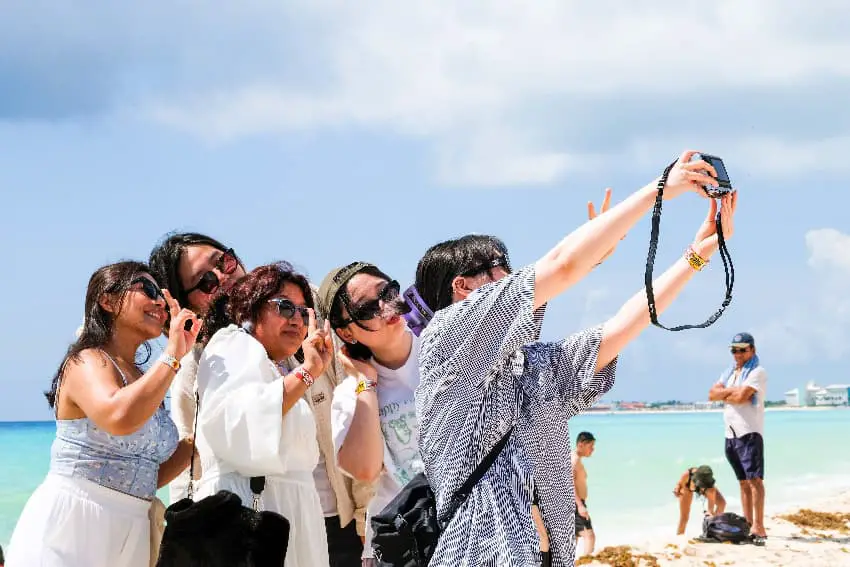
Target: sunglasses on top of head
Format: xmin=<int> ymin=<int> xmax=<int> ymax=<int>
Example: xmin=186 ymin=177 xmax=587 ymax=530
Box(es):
xmin=185 ymin=248 xmax=239 ymax=295
xmin=268 ymin=298 xmax=310 ymax=325
xmin=460 ymin=256 xmax=511 ymax=278
xmin=341 ymin=280 xmax=401 ymax=325
xmin=132 ymin=278 xmax=164 ymax=302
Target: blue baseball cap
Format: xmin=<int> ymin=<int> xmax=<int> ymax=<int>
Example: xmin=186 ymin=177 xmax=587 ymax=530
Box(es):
xmin=730 ymin=332 xmax=755 ymax=348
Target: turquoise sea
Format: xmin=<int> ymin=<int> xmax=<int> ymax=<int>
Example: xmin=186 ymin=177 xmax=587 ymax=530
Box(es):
xmin=2 ymin=408 xmax=849 ymax=548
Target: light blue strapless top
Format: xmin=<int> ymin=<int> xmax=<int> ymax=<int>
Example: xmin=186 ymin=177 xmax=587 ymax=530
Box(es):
xmin=49 ymin=352 xmax=180 ymax=500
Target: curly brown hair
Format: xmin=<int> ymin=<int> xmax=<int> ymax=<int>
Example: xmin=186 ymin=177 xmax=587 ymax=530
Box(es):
xmin=201 ymin=262 xmax=314 ymax=347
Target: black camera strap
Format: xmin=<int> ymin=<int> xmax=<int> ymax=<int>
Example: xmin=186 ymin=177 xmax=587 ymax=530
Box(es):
xmin=645 ymin=160 xmax=734 ymax=331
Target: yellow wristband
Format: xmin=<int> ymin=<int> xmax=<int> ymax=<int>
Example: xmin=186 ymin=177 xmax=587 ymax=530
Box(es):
xmin=355 ymin=379 xmax=377 ymax=395
xmin=685 ymin=246 xmax=708 ymax=271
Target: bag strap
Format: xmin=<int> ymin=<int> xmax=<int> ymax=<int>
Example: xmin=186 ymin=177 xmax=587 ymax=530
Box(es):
xmin=441 ymin=426 xmax=513 ymax=525
xmin=645 ymin=160 xmax=735 ymax=331
xmin=186 ymin=387 xmax=266 ymax=510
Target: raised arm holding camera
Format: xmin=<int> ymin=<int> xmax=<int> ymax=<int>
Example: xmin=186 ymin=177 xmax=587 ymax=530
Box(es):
xmin=411 ymin=150 xmax=738 ymax=567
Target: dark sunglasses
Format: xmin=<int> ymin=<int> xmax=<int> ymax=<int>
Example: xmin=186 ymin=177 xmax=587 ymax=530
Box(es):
xmin=460 ymin=255 xmax=511 ymax=277
xmin=730 ymin=347 xmax=750 ymax=354
xmin=185 ymin=248 xmax=239 ymax=295
xmin=341 ymin=280 xmax=401 ymax=326
xmin=132 ymin=278 xmax=164 ymax=302
xmin=268 ymin=298 xmax=310 ymax=325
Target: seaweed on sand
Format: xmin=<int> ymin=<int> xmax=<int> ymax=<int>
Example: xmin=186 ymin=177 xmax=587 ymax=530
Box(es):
xmin=575 ymin=545 xmax=661 ymax=567
xmin=778 ymin=509 xmax=850 ymax=533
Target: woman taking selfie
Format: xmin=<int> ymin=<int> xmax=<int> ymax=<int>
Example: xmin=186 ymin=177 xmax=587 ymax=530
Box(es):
xmin=6 ymin=261 xmax=200 ymax=567
xmin=317 ymin=262 xmax=425 ymax=565
xmin=414 ymin=150 xmax=738 ymax=566
xmin=193 ymin=262 xmax=334 ymax=566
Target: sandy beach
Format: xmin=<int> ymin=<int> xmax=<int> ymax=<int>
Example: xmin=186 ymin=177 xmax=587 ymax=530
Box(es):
xmin=577 ymin=489 xmax=850 ymax=566
xmin=584 ymin=406 xmax=842 ymax=417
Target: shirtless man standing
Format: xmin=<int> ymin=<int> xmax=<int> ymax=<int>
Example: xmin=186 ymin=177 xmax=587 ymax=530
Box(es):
xmin=572 ymin=431 xmax=596 ymax=556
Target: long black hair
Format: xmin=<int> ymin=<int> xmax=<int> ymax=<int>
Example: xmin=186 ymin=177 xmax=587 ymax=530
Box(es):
xmin=148 ymin=231 xmax=242 ymax=312
xmin=414 ymin=234 xmax=510 ymax=312
xmin=46 ymin=261 xmax=152 ymax=408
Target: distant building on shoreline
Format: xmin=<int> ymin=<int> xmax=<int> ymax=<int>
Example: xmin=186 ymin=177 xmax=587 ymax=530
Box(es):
xmin=586 ymin=400 xmax=724 ymax=412
xmin=785 ymin=381 xmax=850 ymax=407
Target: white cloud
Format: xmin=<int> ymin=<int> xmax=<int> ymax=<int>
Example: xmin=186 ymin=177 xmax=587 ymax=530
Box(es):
xmin=5 ymin=0 xmax=848 ymax=184
xmin=142 ymin=0 xmax=850 ymax=185
xmin=806 ymin=228 xmax=850 ymax=272
xmin=752 ymin=228 xmax=850 ymax=363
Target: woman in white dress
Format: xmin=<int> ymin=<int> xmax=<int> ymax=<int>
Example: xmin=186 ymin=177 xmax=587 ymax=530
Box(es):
xmin=193 ymin=262 xmax=333 ymax=566
xmin=5 ymin=261 xmax=200 ymax=567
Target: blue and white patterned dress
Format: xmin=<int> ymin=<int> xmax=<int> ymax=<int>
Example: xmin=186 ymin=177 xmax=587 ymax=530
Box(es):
xmin=415 ymin=265 xmax=618 ymax=567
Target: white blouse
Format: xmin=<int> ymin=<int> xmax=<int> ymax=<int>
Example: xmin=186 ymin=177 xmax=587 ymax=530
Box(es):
xmin=194 ymin=324 xmax=329 ymax=567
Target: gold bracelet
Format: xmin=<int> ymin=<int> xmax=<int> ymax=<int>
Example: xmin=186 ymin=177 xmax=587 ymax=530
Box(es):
xmin=684 ymin=246 xmax=708 ymax=271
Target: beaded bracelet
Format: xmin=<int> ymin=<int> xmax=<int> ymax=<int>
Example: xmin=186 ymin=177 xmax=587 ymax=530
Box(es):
xmin=294 ymin=366 xmax=315 ymax=387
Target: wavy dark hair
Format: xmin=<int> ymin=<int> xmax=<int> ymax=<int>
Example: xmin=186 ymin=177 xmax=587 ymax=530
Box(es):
xmin=46 ymin=261 xmax=153 ymax=408
xmin=415 ymin=234 xmax=510 ymax=312
xmin=148 ymin=231 xmax=243 ymax=312
xmin=201 ymin=262 xmax=314 ymax=360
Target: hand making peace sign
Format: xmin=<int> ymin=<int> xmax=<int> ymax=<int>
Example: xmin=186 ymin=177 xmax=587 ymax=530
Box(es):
xmin=162 ymin=289 xmax=202 ymax=360
xmin=300 ymin=308 xmax=333 ymax=377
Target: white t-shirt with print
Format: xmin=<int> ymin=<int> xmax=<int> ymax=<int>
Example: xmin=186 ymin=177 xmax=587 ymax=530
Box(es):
xmin=719 ymin=366 xmax=767 ymax=439
xmin=331 ymin=330 xmax=423 ymax=559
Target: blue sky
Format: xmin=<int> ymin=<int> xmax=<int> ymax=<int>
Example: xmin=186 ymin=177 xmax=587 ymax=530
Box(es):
xmin=2 ymin=1 xmax=849 ymax=421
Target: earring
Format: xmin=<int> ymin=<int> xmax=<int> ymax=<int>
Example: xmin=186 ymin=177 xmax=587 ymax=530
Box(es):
xmin=350 ymin=339 xmax=358 ymax=344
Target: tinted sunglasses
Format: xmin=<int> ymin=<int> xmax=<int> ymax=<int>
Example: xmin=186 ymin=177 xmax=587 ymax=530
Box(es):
xmin=185 ymin=248 xmax=239 ymax=295
xmin=341 ymin=280 xmax=401 ymax=325
xmin=460 ymin=255 xmax=511 ymax=277
xmin=268 ymin=298 xmax=310 ymax=325
xmin=132 ymin=278 xmax=164 ymax=301
xmin=730 ymin=347 xmax=750 ymax=354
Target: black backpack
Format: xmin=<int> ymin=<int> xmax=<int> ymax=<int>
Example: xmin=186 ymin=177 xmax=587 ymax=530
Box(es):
xmin=370 ymin=428 xmax=513 ymax=567
xmin=701 ymin=512 xmax=751 ymax=544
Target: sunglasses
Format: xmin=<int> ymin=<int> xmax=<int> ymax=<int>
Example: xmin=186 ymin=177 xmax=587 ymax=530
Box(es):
xmin=268 ymin=298 xmax=310 ymax=325
xmin=185 ymin=248 xmax=239 ymax=295
xmin=460 ymin=256 xmax=511 ymax=278
xmin=132 ymin=278 xmax=164 ymax=302
xmin=730 ymin=347 xmax=750 ymax=354
xmin=341 ymin=280 xmax=401 ymax=326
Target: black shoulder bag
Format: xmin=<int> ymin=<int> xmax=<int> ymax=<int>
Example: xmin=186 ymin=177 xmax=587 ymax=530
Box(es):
xmin=371 ymin=427 xmax=513 ymax=567
xmin=645 ymin=160 xmax=735 ymax=330
xmin=155 ymin=391 xmax=291 ymax=567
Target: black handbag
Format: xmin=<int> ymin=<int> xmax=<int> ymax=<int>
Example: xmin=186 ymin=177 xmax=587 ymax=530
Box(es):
xmin=155 ymin=392 xmax=291 ymax=567
xmin=370 ymin=427 xmax=513 ymax=567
